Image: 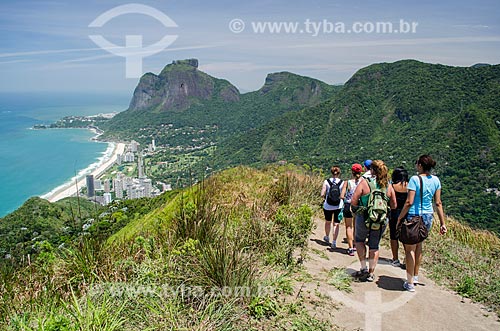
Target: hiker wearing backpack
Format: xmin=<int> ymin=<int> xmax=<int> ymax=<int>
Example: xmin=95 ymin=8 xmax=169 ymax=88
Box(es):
xmin=397 ymin=155 xmax=447 ymax=292
xmin=389 ymin=167 xmax=409 ymax=268
xmin=321 ymin=166 xmax=345 ymax=249
xmin=350 ymin=160 xmax=396 ymax=282
xmin=343 ymin=163 xmax=363 ymax=256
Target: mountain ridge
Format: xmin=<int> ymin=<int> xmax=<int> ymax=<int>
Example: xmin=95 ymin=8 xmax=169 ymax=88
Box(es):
xmin=211 ymin=59 xmax=500 ymax=231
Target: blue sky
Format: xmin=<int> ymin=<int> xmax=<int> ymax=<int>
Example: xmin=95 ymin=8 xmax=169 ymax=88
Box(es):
xmin=1 ymin=0 xmax=499 ymax=93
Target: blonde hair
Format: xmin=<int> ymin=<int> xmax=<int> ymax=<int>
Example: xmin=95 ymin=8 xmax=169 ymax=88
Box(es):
xmin=371 ymin=160 xmax=389 ymax=189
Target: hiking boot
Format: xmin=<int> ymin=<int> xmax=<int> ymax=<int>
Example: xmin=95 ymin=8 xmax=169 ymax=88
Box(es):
xmin=403 ymin=281 xmax=415 ymax=292
xmin=347 ymin=248 xmax=355 ymax=256
xmin=323 ymin=236 xmax=330 ymax=243
xmin=391 ymin=259 xmax=401 ymax=267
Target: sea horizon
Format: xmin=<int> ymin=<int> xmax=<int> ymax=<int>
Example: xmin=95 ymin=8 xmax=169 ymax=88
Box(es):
xmin=0 ymin=92 xmax=129 ymax=217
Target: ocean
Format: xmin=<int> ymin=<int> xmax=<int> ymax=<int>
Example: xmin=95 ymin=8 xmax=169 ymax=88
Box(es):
xmin=0 ymin=92 xmax=129 ymax=217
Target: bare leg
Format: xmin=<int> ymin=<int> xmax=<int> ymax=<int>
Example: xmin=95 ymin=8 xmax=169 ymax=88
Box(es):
xmin=404 ymin=243 xmax=417 ymax=284
xmin=345 ymin=218 xmax=354 ymax=248
xmin=414 ymin=242 xmax=423 ymax=277
xmin=368 ymin=249 xmax=380 ymax=273
xmin=324 ymin=221 xmax=331 ymax=238
xmin=390 ymin=239 xmax=399 ymax=261
xmin=355 ymin=242 xmax=367 ymax=269
xmin=332 ymin=222 xmax=340 ymax=242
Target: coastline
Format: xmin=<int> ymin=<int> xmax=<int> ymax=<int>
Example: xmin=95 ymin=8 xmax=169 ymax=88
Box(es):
xmin=42 ymin=141 xmax=125 ymax=203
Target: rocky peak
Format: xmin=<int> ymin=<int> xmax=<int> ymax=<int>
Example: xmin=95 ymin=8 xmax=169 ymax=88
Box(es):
xmin=171 ymin=58 xmax=199 ymax=68
xmin=260 ymin=72 xmax=295 ymax=94
xmin=128 ymin=59 xmax=239 ymax=112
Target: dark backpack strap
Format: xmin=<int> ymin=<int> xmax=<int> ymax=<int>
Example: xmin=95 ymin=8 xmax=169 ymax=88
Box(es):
xmin=418 ymin=175 xmax=424 ymax=216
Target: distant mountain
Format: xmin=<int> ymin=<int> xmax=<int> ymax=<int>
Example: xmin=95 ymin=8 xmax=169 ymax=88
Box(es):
xmin=128 ymin=59 xmax=239 ymax=112
xmin=100 ymin=59 xmax=339 ymax=145
xmin=212 ymin=60 xmax=500 ymax=232
xmin=97 ymin=59 xmax=500 ymax=232
xmin=471 ymin=63 xmax=491 ymax=68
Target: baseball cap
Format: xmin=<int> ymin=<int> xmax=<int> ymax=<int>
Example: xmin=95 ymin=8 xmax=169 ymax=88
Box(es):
xmin=351 ymin=163 xmax=362 ymax=173
xmin=364 ymin=159 xmax=373 ymax=169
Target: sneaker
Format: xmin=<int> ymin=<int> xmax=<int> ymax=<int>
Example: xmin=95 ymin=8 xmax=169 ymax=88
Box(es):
xmin=403 ymin=281 xmax=415 ymax=292
xmin=391 ymin=259 xmax=401 ymax=267
xmin=400 ymin=263 xmax=406 ymax=270
xmin=347 ymin=248 xmax=355 ymax=256
xmin=353 ymin=247 xmax=357 ymax=252
xmin=366 ymin=273 xmax=375 ymax=282
xmin=331 ymin=241 xmax=337 ymax=249
xmin=413 ymin=276 xmax=419 ymax=285
xmin=323 ymin=236 xmax=330 ymax=243
xmin=353 ymin=267 xmax=369 ymax=278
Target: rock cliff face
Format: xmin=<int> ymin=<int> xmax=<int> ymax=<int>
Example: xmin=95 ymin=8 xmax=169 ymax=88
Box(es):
xmin=128 ymin=59 xmax=240 ymax=112
xmin=259 ymin=71 xmax=325 ymax=106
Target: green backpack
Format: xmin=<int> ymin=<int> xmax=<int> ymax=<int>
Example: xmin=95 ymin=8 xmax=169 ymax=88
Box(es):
xmin=365 ymin=178 xmax=389 ymax=230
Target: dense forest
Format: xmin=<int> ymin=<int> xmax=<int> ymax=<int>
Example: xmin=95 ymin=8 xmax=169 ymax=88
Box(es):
xmin=210 ymin=60 xmax=500 ymax=233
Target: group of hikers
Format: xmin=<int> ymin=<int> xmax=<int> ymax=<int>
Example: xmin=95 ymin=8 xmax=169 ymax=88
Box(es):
xmin=320 ymin=155 xmax=447 ymax=292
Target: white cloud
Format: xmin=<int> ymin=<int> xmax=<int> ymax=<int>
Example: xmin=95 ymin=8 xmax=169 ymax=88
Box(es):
xmin=287 ymin=36 xmax=500 ymax=49
xmin=0 ymin=59 xmax=32 ymax=65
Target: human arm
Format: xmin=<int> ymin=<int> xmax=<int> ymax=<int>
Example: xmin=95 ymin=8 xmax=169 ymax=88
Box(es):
xmin=321 ymin=181 xmax=327 ymax=198
xmin=387 ymin=185 xmax=397 ymax=210
xmin=434 ymin=188 xmax=447 ymax=234
xmin=350 ymin=179 xmax=369 ymax=216
xmin=340 ymin=180 xmax=347 ymax=200
xmin=350 ymin=180 xmax=364 ymax=207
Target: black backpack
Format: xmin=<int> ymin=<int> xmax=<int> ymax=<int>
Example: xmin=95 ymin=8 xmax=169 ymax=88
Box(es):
xmin=326 ymin=179 xmax=343 ymax=205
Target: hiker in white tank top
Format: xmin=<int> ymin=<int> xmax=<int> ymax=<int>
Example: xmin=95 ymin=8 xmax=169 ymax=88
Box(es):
xmin=343 ymin=163 xmax=363 ymax=256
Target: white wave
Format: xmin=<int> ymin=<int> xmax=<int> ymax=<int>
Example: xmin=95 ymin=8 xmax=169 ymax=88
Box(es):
xmin=40 ymin=141 xmax=115 ymax=199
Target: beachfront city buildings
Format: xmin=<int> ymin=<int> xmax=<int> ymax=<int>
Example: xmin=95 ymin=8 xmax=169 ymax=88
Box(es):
xmin=85 ymin=140 xmax=167 ymax=205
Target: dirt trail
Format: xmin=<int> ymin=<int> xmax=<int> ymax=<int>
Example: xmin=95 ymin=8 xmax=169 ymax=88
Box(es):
xmin=298 ymin=217 xmax=500 ymax=331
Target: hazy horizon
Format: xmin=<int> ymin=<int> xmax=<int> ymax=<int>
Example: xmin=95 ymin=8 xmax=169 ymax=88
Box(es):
xmin=1 ymin=0 xmax=499 ymax=93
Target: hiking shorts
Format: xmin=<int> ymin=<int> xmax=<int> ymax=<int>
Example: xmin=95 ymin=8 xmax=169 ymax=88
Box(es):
xmin=354 ymin=214 xmax=386 ymax=250
xmin=343 ymin=202 xmax=353 ymax=218
xmin=324 ymin=208 xmax=342 ymax=223
xmin=406 ymin=213 xmax=434 ymax=232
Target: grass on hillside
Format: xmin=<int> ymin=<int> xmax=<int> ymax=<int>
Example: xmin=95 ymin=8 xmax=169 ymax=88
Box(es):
xmin=422 ymin=218 xmax=500 ymax=315
xmin=1 ymin=165 xmax=499 ymax=330
xmin=0 ymin=165 xmax=333 ymax=330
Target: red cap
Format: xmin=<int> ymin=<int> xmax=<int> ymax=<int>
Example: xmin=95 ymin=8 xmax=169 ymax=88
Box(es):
xmin=351 ymin=163 xmax=362 ymax=173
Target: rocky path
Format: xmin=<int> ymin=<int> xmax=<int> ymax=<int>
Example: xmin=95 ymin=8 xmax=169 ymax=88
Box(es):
xmin=297 ymin=218 xmax=500 ymax=331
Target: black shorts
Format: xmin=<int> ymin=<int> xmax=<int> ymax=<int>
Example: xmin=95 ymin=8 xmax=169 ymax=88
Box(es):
xmin=343 ymin=202 xmax=353 ymax=218
xmin=389 ymin=209 xmax=407 ymax=240
xmin=324 ymin=208 xmax=342 ymax=223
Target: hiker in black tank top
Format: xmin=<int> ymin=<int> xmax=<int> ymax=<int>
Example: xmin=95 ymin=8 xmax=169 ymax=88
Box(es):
xmin=389 ymin=167 xmax=409 ymax=267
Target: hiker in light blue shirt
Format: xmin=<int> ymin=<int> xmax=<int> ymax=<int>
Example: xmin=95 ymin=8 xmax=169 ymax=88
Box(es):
xmin=397 ymin=155 xmax=447 ymax=292
xmin=407 ymin=175 xmax=442 ymax=216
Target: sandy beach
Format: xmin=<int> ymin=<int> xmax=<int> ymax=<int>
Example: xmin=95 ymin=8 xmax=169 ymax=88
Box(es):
xmin=45 ymin=142 xmax=126 ymax=202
